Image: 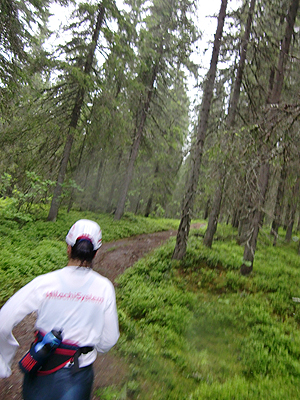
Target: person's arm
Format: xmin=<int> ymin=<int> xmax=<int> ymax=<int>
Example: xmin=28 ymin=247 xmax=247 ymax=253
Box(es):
xmin=0 ymin=276 xmax=44 ymax=378
xmin=95 ymin=284 xmax=119 ymax=354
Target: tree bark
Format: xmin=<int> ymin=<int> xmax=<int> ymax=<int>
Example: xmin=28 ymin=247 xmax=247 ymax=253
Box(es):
xmin=203 ymin=174 xmax=226 ymax=247
xmin=114 ymin=42 xmax=163 ymax=221
xmin=47 ymin=3 xmax=105 ymax=221
xmin=240 ymin=161 xmax=269 ymax=274
xmin=203 ymin=0 xmax=255 ymax=248
xmin=172 ymin=0 xmax=228 ymax=260
xmin=284 ymin=202 xmax=291 ymax=230
xmin=240 ymin=0 xmax=299 ymax=274
xmin=144 ymin=195 xmax=153 ymax=218
xmin=267 ymin=0 xmax=299 ymax=105
xmin=92 ymin=158 xmax=105 ymax=207
xmin=67 ymin=132 xmax=87 ymax=213
xmin=227 ymin=0 xmax=256 ymax=127
xmin=271 ymin=148 xmax=288 ymax=245
xmin=297 ymin=214 xmax=300 ymax=232
xmin=285 ymin=176 xmax=300 ymax=242
xmin=203 ymin=198 xmax=210 ymax=220
xmin=231 ymin=205 xmax=240 ymax=228
xmin=106 ymin=150 xmax=123 ymax=213
xmin=145 ymin=163 xmax=159 ymax=217
xmin=47 ymin=132 xmax=75 ymax=221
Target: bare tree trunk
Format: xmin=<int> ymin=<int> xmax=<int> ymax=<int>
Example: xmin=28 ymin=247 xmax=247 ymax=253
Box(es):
xmin=145 ymin=163 xmax=159 ymax=217
xmin=67 ymin=133 xmax=87 ymax=213
xmin=106 ymin=150 xmax=123 ymax=213
xmin=203 ymin=0 xmax=255 ymax=248
xmin=172 ymin=0 xmax=228 ymax=260
xmin=241 ymin=161 xmax=270 ymax=274
xmin=114 ymin=42 xmax=163 ymax=221
xmin=47 ymin=3 xmax=105 ymax=221
xmin=240 ymin=0 xmax=299 ymax=274
xmin=267 ymin=0 xmax=299 ymax=105
xmin=227 ymin=0 xmax=256 ymax=127
xmin=285 ymin=176 xmax=300 ymax=242
xmin=134 ymin=194 xmax=142 ymax=215
xmin=284 ymin=202 xmax=291 ymax=230
xmin=203 ymin=199 xmax=210 ymax=220
xmin=271 ymin=148 xmax=288 ymax=245
xmin=114 ymin=125 xmax=143 ymax=220
xmin=238 ymin=209 xmax=252 ymax=244
xmin=237 ymin=172 xmax=254 ymax=242
xmin=144 ymin=195 xmax=153 ymax=218
xmin=230 ymin=176 xmax=245 ymax=229
xmin=92 ymin=158 xmax=105 ymax=207
xmin=286 ymin=208 xmax=295 ymax=243
xmin=297 ymin=214 xmax=300 ymax=232
xmin=47 ymin=132 xmax=75 ymax=221
xmin=231 ymin=206 xmax=240 ymax=228
xmin=203 ymin=174 xmax=226 ymax=247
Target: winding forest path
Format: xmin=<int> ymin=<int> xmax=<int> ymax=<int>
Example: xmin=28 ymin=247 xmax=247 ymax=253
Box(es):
xmin=0 ymin=226 xmax=196 ymax=399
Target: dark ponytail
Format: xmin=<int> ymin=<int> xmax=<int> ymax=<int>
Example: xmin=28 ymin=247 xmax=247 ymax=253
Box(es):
xmin=71 ymin=239 xmax=97 ymax=263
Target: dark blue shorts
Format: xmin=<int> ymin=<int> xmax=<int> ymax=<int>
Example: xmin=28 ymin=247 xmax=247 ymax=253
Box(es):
xmin=22 ymin=365 xmax=94 ymax=400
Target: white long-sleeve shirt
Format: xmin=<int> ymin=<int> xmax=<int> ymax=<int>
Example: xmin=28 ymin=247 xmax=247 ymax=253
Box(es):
xmin=0 ymin=266 xmax=119 ymax=378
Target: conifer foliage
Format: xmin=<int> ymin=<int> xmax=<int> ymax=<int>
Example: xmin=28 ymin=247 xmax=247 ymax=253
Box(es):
xmin=1 ymin=0 xmax=300 ymax=271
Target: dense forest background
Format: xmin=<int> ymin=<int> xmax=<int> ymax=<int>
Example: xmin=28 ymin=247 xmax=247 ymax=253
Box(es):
xmin=1 ymin=0 xmax=300 ymax=273
xmin=2 ymin=1 xmax=300 ymax=398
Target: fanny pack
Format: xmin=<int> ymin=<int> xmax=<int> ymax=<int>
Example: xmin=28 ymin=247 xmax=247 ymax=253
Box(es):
xmin=19 ymin=331 xmax=94 ymax=376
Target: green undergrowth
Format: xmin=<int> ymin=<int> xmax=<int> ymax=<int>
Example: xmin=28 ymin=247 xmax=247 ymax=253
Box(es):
xmin=0 ymin=199 xmax=179 ymax=305
xmin=2 ymin=199 xmax=300 ymax=399
xmin=113 ymin=225 xmax=300 ymax=399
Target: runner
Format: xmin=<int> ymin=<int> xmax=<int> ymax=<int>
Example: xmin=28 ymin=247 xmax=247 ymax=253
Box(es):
xmin=0 ymin=219 xmax=119 ymax=400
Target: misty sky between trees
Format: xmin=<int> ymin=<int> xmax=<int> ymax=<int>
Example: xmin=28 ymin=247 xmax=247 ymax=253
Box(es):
xmin=46 ymin=0 xmax=242 ymax=160
xmin=48 ymin=0 xmax=241 ymax=108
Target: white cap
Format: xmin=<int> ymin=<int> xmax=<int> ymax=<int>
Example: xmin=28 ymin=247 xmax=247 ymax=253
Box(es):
xmin=65 ymin=219 xmax=102 ymax=250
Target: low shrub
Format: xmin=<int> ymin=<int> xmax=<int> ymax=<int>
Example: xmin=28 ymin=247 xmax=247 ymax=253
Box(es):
xmin=0 ymin=206 xmax=179 ymax=305
xmin=115 ymin=223 xmax=300 ymax=399
xmin=189 ymin=376 xmax=300 ymax=399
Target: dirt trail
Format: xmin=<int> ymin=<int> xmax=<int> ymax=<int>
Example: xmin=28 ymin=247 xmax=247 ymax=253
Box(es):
xmin=0 ymin=228 xmax=181 ymax=399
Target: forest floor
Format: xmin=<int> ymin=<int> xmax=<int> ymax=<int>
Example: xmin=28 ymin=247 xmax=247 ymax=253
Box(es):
xmin=0 ymin=225 xmax=202 ymax=399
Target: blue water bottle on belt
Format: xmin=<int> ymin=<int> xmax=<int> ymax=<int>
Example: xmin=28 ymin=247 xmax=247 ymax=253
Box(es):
xmin=35 ymin=330 xmax=62 ymax=354
xmin=19 ymin=329 xmax=63 ymax=374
